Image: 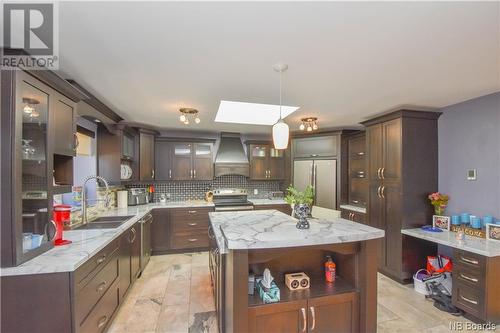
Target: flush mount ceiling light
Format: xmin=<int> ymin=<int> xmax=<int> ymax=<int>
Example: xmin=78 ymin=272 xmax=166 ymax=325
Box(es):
xmin=299 ymin=117 xmax=319 ymax=132
xmin=215 ymin=101 xmax=298 ymax=126
xmin=179 ymin=108 xmax=200 ymax=125
xmin=272 ymin=63 xmax=290 ymax=150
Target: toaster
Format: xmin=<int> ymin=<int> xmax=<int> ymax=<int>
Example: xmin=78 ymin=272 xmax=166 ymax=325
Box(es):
xmin=128 ymin=188 xmax=149 ymax=206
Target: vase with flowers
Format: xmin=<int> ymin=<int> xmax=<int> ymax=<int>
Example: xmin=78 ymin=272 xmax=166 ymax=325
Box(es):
xmin=428 ymin=192 xmax=449 ymax=215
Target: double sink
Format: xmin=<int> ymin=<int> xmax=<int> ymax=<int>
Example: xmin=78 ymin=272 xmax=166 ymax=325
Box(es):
xmin=74 ymin=215 xmax=135 ymax=230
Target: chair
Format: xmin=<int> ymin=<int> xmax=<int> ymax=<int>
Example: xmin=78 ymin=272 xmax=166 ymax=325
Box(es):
xmin=311 ymin=206 xmax=341 ymax=219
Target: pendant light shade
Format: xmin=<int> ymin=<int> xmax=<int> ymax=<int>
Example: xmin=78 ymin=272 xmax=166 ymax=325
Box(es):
xmin=273 ymin=119 xmax=289 ymax=149
xmin=272 ymin=62 xmax=290 ymax=150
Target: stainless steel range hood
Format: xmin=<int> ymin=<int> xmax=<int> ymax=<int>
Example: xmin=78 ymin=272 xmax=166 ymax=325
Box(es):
xmin=214 ymin=132 xmax=249 ymax=177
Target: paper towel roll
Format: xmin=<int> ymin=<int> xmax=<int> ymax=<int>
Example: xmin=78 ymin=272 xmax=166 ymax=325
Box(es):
xmin=117 ymin=190 xmax=128 ymax=208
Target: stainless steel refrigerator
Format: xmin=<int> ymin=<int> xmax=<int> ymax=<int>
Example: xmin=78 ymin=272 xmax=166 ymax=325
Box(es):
xmin=293 ymin=159 xmax=337 ymax=209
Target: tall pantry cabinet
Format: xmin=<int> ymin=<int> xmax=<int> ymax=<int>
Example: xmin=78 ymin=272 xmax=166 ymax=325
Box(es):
xmin=361 ymin=110 xmax=441 ymax=283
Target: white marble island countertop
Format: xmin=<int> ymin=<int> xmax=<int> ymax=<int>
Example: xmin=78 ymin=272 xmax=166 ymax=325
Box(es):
xmin=209 ymin=210 xmax=384 ymax=252
xmin=1 ymin=201 xmax=214 ymax=277
xmin=402 ymin=228 xmax=500 ymax=257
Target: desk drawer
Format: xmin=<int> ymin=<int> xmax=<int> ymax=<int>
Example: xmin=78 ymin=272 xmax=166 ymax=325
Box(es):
xmin=76 ymin=251 xmax=119 ymax=324
xmin=170 ymin=207 xmax=212 ymax=221
xmin=75 ymin=238 xmax=119 ymax=288
xmin=452 ymin=283 xmax=485 ymax=319
xmin=172 ymin=218 xmax=208 ymax=233
xmin=454 ymin=263 xmax=485 ymax=289
xmin=454 ymin=249 xmax=485 ymax=270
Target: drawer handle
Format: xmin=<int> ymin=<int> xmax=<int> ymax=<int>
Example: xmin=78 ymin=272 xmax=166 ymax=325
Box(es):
xmin=352 ymin=200 xmax=359 ymax=204
xmin=356 ymin=152 xmax=365 ymax=156
xmin=208 ymin=227 xmax=214 ymax=239
xmin=460 ymin=256 xmax=479 ymax=265
xmin=96 ymin=255 xmax=106 ymax=264
xmin=460 ymin=295 xmax=478 ymax=305
xmin=188 ymin=238 xmax=198 ymax=242
xmin=188 ymin=222 xmax=198 ymax=226
xmin=130 ymin=227 xmax=137 ymax=243
xmin=97 ymin=315 xmax=108 ymax=328
xmin=188 ymin=210 xmax=197 ymax=214
xmin=460 ymin=274 xmax=479 ymax=283
xmin=96 ymin=281 xmax=107 ymax=293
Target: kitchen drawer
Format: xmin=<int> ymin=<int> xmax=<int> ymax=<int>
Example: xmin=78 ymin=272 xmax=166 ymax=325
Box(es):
xmin=76 ymin=250 xmax=119 ymax=324
xmin=454 ymin=249 xmax=486 ymax=270
xmin=79 ymin=279 xmax=120 ymax=333
xmin=453 ymin=263 xmax=485 ymax=289
xmin=341 ymin=209 xmax=366 ymax=225
xmin=453 ymin=283 xmax=484 ymax=319
xmin=172 ymin=217 xmax=208 ymax=233
xmin=170 ymin=207 xmax=212 ymax=221
xmin=348 ymin=136 xmax=366 ymax=157
xmin=171 ymin=231 xmax=209 ymax=249
xmin=75 ymin=238 xmax=119 ymax=289
xmin=349 ymin=158 xmax=366 ymax=176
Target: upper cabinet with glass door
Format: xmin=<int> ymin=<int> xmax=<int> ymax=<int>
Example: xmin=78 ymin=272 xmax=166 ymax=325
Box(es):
xmin=248 ymin=143 xmax=286 ymax=180
xmin=17 ymin=75 xmax=53 ymax=261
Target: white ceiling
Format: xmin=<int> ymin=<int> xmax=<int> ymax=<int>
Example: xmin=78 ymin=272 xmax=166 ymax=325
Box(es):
xmin=59 ymin=1 xmax=500 ymax=134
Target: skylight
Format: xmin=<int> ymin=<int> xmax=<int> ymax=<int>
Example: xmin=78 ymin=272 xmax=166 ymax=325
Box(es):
xmin=215 ymin=100 xmax=299 ymax=126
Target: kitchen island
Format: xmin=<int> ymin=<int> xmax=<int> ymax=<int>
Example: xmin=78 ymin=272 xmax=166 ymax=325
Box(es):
xmin=208 ymin=210 xmax=385 ymax=333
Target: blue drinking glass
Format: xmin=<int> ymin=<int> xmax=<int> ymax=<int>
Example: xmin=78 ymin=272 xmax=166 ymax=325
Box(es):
xmin=483 ymin=215 xmax=493 ymax=225
xmin=451 ymin=215 xmax=460 ymax=225
xmin=471 ymin=217 xmax=481 ymax=229
xmin=460 ymin=213 xmax=470 ymax=225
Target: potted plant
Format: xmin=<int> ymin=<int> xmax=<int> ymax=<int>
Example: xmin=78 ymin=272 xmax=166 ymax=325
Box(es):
xmin=428 ymin=192 xmax=450 ymax=216
xmin=285 ymin=185 xmax=314 ymax=229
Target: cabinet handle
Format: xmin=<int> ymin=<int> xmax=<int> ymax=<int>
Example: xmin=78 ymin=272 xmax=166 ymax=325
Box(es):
xmin=356 ymin=151 xmax=365 ymax=156
xmin=310 ymin=154 xmax=318 ymax=157
xmin=301 ymin=308 xmax=307 ymax=332
xmin=208 ymin=227 xmax=215 ymax=239
xmin=193 ymin=169 xmax=196 ymax=178
xmin=460 ymin=256 xmax=479 ymax=265
xmin=188 ymin=210 xmax=197 ymax=214
xmin=130 ymin=227 xmax=136 ymax=243
xmin=96 ymin=254 xmax=106 ymax=264
xmin=188 ymin=222 xmax=198 ymax=226
xmin=380 ymin=186 xmax=386 ymax=199
xmin=309 ymin=306 xmax=316 ymax=331
xmin=188 ymin=238 xmax=198 ymax=242
xmin=190 ymin=169 xmax=193 ymax=178
xmin=96 ymin=281 xmax=107 ymax=293
xmin=377 ymin=168 xmax=381 ymax=179
xmin=169 ymin=169 xmax=172 ymax=179
xmin=74 ymin=133 xmax=79 ymax=151
xmin=377 ymin=186 xmax=382 ymax=198
xmin=381 ymin=167 xmax=385 ymax=179
xmin=152 ymin=169 xmax=155 ymax=179
xmin=97 ymin=315 xmax=108 ymax=328
xmin=460 ymin=295 xmax=478 ymax=305
xmin=460 ymin=274 xmax=479 ymax=283
xmin=352 ymin=200 xmax=359 ymax=204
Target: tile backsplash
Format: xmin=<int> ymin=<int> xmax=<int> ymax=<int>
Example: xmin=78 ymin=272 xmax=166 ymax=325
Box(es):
xmin=126 ymin=175 xmax=285 ymax=201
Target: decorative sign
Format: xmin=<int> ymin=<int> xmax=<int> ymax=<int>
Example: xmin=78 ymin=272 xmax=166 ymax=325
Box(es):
xmin=450 ymin=225 xmax=486 ymax=238
xmin=432 ymin=215 xmax=450 ymax=231
xmin=486 ymin=223 xmax=500 ymax=242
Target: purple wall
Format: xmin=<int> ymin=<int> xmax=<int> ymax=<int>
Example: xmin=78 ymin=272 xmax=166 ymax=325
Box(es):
xmin=438 ymin=92 xmax=500 ymax=219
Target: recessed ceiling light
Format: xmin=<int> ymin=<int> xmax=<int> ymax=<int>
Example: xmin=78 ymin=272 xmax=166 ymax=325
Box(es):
xmin=215 ymin=100 xmax=299 ymax=126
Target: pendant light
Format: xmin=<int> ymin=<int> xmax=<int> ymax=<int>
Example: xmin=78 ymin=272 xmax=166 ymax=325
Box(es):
xmin=272 ymin=63 xmax=289 ymax=150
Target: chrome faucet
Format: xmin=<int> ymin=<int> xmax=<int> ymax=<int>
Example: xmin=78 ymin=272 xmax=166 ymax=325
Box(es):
xmin=81 ymin=175 xmax=110 ymax=226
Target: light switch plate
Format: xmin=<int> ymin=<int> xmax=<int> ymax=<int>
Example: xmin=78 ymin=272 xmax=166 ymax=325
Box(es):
xmin=467 ymin=169 xmax=477 ymax=181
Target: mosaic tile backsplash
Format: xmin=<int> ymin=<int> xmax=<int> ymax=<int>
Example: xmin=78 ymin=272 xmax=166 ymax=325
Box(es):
xmin=126 ymin=175 xmax=285 ymax=201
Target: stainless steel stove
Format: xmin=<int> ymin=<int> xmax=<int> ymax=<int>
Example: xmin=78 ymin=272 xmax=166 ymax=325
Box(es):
xmin=213 ymin=188 xmax=254 ymax=211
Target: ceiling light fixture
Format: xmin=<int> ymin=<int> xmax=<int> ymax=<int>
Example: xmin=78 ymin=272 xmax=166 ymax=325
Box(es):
xmin=22 ymin=97 xmax=39 ymax=115
xmin=299 ymin=117 xmax=319 ymax=132
xmin=272 ymin=63 xmax=290 ymax=150
xmin=179 ymin=108 xmax=200 ymax=125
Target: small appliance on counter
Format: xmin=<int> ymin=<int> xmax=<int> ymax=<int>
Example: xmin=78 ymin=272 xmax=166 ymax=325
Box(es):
xmin=117 ymin=190 xmax=128 ymax=208
xmin=128 ymin=188 xmax=149 ymax=206
xmin=53 ymin=205 xmax=72 ymax=246
xmin=158 ymin=193 xmax=167 ymax=203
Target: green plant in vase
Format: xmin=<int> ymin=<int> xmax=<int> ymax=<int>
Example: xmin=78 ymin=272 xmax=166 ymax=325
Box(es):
xmin=428 ymin=192 xmax=449 ymax=215
xmin=285 ymin=185 xmax=314 ymax=229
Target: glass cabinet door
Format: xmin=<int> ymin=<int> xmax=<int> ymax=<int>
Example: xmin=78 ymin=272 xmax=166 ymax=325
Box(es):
xmin=18 ymin=80 xmax=51 ymax=254
xmin=172 ymin=143 xmax=193 ymax=180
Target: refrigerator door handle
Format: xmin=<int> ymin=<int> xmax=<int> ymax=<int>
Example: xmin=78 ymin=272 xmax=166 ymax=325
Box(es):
xmin=310 ymin=163 xmax=314 ymax=187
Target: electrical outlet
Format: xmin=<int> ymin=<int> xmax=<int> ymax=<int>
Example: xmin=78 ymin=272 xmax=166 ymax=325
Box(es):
xmin=467 ymin=169 xmax=477 ymax=181
xmin=254 ymin=189 xmax=258 ymax=195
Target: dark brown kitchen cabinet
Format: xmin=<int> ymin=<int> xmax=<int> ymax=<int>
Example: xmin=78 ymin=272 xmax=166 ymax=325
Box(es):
xmin=193 ymin=143 xmax=214 ymax=180
xmin=340 ymin=208 xmax=366 ymax=225
xmin=53 ymin=97 xmax=77 ymax=156
xmin=248 ymin=143 xmax=285 ymax=180
xmin=155 ymin=141 xmax=173 ymax=180
xmin=346 ymin=133 xmax=367 ymax=207
xmin=118 ymin=222 xmax=141 ymax=300
xmin=167 ymin=141 xmax=214 ymax=180
xmin=361 ymin=110 xmax=441 ymax=283
xmin=248 ymin=293 xmax=359 ymax=333
xmin=139 ymin=130 xmax=156 ymax=181
xmin=170 ymin=207 xmax=212 ymax=250
xmin=151 ymin=208 xmax=171 ymax=253
xmin=292 ymin=135 xmax=338 ymax=158
xmin=1 ymin=69 xmax=86 ymax=267
xmin=254 ymin=204 xmax=292 ymax=215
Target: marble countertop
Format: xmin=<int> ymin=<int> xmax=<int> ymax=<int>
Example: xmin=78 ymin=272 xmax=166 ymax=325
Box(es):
xmin=1 ymin=201 xmax=214 ymax=277
xmin=209 ymin=210 xmax=384 ymax=252
xmin=248 ymin=198 xmax=287 ymax=205
xmin=339 ymin=204 xmax=367 ymax=214
xmin=402 ymin=228 xmax=500 ymax=257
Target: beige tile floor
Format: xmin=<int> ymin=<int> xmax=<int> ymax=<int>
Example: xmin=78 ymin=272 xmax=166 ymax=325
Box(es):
xmin=108 ymin=252 xmax=482 ymax=333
